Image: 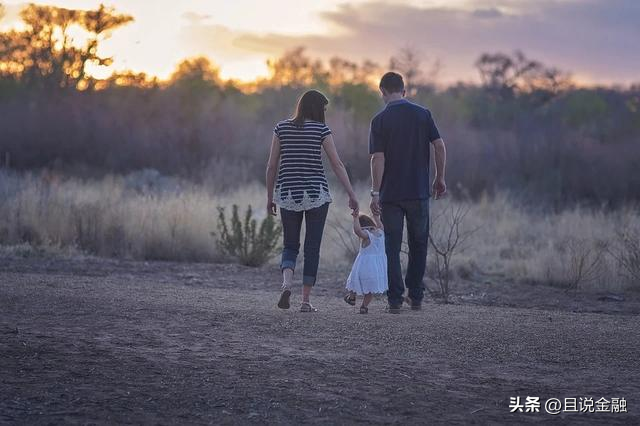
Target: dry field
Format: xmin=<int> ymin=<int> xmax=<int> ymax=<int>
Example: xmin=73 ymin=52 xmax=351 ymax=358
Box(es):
xmin=1 ymin=256 xmax=639 ymax=424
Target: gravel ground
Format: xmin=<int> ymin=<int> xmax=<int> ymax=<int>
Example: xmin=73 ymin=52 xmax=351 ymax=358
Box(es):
xmin=1 ymin=256 xmax=639 ymax=425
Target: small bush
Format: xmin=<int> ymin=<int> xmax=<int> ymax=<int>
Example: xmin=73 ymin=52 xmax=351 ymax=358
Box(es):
xmin=561 ymin=237 xmax=607 ymax=291
xmin=215 ymin=204 xmax=281 ymax=267
xmin=609 ymin=228 xmax=640 ymax=290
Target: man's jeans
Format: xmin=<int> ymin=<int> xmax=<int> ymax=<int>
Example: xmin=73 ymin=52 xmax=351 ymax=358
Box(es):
xmin=381 ymin=199 xmax=429 ymax=306
xmin=279 ymin=203 xmax=329 ymax=286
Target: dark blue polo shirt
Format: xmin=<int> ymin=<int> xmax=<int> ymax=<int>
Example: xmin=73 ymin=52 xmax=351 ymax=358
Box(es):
xmin=369 ymin=99 xmax=441 ymax=202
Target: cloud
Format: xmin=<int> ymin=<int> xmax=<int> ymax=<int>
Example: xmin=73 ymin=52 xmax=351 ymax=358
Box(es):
xmin=180 ymin=0 xmax=640 ymax=84
xmin=471 ymin=8 xmax=503 ymax=19
xmin=181 ymin=12 xmax=212 ymax=25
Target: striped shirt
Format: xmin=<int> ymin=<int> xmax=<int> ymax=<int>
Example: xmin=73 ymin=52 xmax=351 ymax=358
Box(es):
xmin=273 ymin=119 xmax=332 ymax=211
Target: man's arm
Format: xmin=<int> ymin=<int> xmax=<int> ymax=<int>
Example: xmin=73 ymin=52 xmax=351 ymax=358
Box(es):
xmin=372 ymin=212 xmax=384 ymax=230
xmin=370 ymin=152 xmax=384 ymax=215
xmin=368 ymin=116 xmax=385 ymax=215
xmin=431 ymin=138 xmax=447 ymax=199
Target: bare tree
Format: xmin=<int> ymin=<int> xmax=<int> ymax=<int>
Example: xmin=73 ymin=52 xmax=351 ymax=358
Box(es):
xmin=389 ymin=47 xmax=422 ymax=93
xmin=389 ymin=46 xmax=441 ymax=95
xmin=428 ymin=204 xmax=478 ymax=301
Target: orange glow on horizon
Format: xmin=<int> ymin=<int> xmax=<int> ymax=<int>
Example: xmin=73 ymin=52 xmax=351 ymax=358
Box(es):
xmin=0 ymin=0 xmax=637 ymax=88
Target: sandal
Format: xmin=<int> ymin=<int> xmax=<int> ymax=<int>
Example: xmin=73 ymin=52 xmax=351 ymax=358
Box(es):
xmin=359 ymin=306 xmax=369 ymax=314
xmin=344 ymin=294 xmax=356 ymax=306
xmin=300 ymin=302 xmax=318 ymax=312
xmin=277 ymin=285 xmax=291 ymax=309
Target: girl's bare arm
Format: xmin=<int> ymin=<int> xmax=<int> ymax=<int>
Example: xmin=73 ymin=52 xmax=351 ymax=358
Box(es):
xmin=352 ymin=214 xmax=369 ymax=240
xmin=373 ymin=213 xmax=384 ymax=230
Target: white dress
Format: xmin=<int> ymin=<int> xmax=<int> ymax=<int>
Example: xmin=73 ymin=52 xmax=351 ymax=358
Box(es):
xmin=346 ymin=229 xmax=388 ymax=295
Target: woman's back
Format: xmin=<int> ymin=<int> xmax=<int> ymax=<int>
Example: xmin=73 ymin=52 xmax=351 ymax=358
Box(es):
xmin=273 ymin=119 xmax=332 ymax=211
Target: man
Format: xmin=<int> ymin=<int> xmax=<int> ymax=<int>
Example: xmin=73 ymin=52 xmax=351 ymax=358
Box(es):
xmin=369 ymin=71 xmax=447 ymax=314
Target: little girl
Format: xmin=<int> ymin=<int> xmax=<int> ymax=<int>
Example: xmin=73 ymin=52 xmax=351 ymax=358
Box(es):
xmin=344 ymin=211 xmax=388 ymax=313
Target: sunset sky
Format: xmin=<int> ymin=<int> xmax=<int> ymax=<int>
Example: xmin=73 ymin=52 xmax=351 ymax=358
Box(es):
xmin=1 ymin=0 xmax=638 ymax=85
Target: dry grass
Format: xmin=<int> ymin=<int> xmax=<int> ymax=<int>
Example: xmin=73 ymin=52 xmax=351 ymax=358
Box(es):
xmin=0 ymin=170 xmax=638 ymax=291
xmin=0 ymin=170 xmax=264 ymax=262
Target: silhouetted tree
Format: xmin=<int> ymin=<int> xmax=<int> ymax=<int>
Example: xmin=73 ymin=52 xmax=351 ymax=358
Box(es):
xmin=389 ymin=47 xmax=440 ymax=95
xmin=169 ymin=56 xmax=221 ymax=91
xmin=389 ymin=47 xmax=422 ymax=93
xmin=328 ymin=57 xmax=357 ymax=86
xmin=266 ymin=47 xmax=328 ymax=88
xmin=475 ymin=50 xmax=572 ymax=100
xmin=328 ymin=57 xmax=381 ymax=87
xmin=0 ymin=3 xmax=132 ymax=90
xmin=95 ymin=70 xmax=159 ymax=90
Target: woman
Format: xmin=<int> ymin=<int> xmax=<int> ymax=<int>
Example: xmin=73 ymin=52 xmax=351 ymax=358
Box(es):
xmin=266 ymin=90 xmax=359 ymax=312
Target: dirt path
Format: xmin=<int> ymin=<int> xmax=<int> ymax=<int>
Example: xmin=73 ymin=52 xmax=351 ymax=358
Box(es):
xmin=1 ymin=257 xmax=639 ymax=424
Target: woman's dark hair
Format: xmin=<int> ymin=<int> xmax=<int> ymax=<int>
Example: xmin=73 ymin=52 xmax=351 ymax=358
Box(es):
xmin=292 ymin=90 xmax=329 ymax=126
xmin=358 ymin=214 xmax=376 ymax=229
xmin=379 ymin=71 xmax=404 ymax=94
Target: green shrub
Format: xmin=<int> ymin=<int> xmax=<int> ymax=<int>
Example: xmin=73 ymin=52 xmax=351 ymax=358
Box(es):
xmin=215 ymin=204 xmax=281 ymax=267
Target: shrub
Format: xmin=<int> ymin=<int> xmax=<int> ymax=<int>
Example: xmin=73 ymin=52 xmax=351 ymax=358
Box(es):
xmin=609 ymin=228 xmax=640 ymax=290
xmin=215 ymin=204 xmax=281 ymax=267
xmin=561 ymin=237 xmax=607 ymax=291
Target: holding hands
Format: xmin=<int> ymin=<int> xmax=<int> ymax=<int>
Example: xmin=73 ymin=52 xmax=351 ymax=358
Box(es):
xmin=348 ymin=192 xmax=359 ymax=216
xmin=369 ymin=194 xmax=381 ymax=216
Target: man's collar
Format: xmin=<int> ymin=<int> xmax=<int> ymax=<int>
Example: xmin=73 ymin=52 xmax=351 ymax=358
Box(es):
xmin=386 ymin=98 xmax=409 ymax=107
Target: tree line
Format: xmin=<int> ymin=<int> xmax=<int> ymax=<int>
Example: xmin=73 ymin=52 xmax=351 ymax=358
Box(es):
xmin=1 ymin=3 xmax=639 ymax=207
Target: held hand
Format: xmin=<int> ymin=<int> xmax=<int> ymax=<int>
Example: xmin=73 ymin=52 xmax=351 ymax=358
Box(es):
xmin=370 ymin=195 xmax=381 ymax=216
xmin=267 ymin=199 xmax=277 ymax=216
xmin=348 ymin=194 xmax=359 ymax=216
xmin=432 ymin=177 xmax=447 ymax=199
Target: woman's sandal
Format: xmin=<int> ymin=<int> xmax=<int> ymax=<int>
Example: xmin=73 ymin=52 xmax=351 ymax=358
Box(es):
xmin=277 ymin=285 xmax=291 ymax=309
xmin=359 ymin=306 xmax=369 ymax=314
xmin=300 ymin=302 xmax=318 ymax=312
xmin=344 ymin=294 xmax=356 ymax=306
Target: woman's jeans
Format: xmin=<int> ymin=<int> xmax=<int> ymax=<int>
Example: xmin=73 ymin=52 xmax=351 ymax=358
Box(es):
xmin=279 ymin=203 xmax=329 ymax=286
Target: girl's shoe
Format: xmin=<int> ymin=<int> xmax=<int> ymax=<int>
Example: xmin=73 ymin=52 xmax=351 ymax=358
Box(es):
xmin=344 ymin=294 xmax=356 ymax=306
xmin=277 ymin=286 xmax=291 ymax=309
xmin=359 ymin=306 xmax=368 ymax=314
xmin=300 ymin=302 xmax=318 ymax=312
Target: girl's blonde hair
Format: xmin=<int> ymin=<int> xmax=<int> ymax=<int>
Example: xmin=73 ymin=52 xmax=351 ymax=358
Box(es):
xmin=358 ymin=214 xmax=376 ymax=228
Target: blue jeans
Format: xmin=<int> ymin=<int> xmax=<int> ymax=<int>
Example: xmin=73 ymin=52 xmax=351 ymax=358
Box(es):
xmin=381 ymin=199 xmax=429 ymax=306
xmin=279 ymin=203 xmax=329 ymax=286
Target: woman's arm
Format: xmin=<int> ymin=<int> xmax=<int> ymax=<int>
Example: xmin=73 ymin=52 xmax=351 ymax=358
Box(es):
xmin=322 ymin=134 xmax=358 ymax=213
xmin=265 ymin=134 xmax=280 ymax=215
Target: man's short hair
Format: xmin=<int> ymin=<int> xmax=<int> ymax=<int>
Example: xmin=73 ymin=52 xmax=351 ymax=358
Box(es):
xmin=379 ymin=72 xmax=404 ymax=93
